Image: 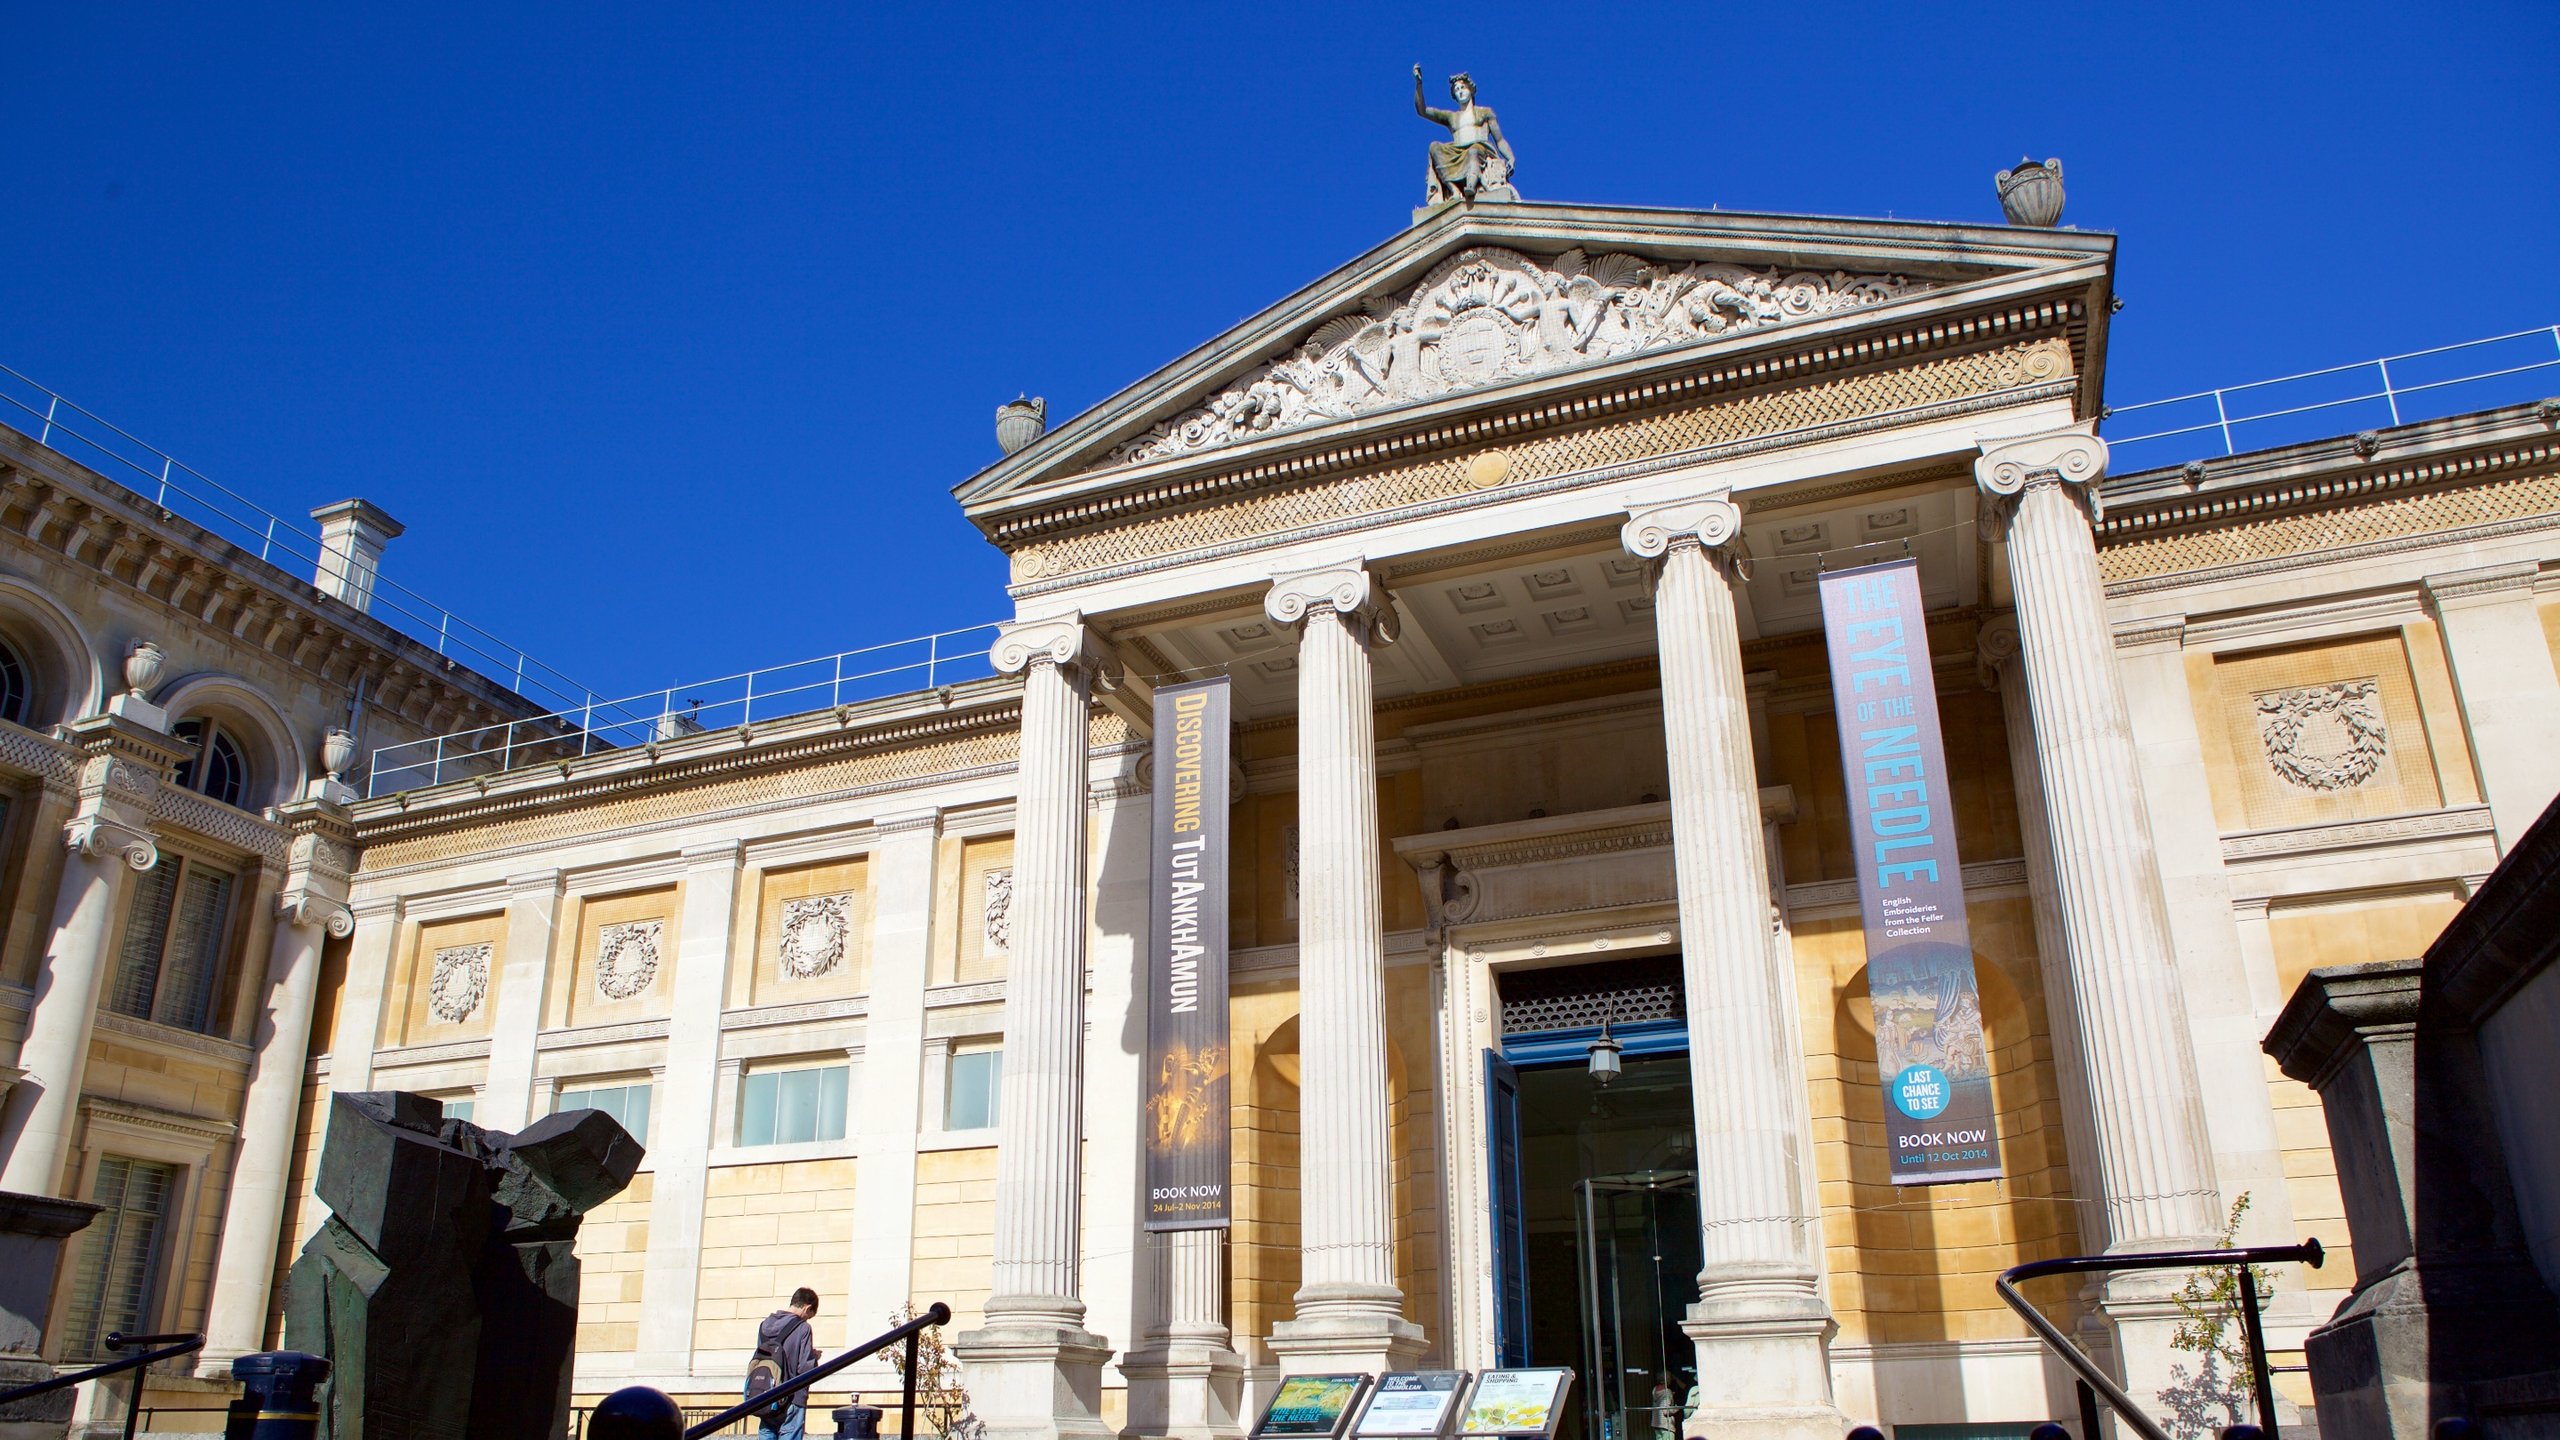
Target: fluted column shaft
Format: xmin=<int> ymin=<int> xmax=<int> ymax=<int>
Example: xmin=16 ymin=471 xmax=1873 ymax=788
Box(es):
xmin=1980 ymin=621 xmax=2105 ymax=1253
xmin=202 ymin=900 xmax=341 ymax=1364
xmin=1625 ymin=500 xmax=1818 ymax=1300
xmin=0 ymin=844 xmax=150 ymax=1196
xmin=986 ymin=618 xmax=1099 ymax=1323
xmin=1977 ymin=432 xmax=2220 ymax=1254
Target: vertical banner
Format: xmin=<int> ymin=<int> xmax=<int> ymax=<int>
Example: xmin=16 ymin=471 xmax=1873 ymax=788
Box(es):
xmin=1145 ymin=676 xmax=1233 ymax=1229
xmin=1818 ymin=560 xmax=2002 ymax=1185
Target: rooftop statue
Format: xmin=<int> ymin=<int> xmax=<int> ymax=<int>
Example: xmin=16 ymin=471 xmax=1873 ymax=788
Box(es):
xmin=1413 ymin=65 xmax=1516 ymax=207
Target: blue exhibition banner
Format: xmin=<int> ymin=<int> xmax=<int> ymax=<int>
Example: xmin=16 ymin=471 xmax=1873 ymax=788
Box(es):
xmin=1817 ymin=559 xmax=2002 ymax=1185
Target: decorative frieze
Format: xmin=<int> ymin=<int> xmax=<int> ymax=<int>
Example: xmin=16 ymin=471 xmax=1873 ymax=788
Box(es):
xmin=981 ymin=868 xmax=1014 ymax=955
xmin=2255 ymin=679 xmax=2389 ymax=791
xmin=1103 ymin=246 xmax=1928 ymax=467
xmin=428 ymin=942 xmax=492 ymax=1023
xmin=778 ymin=893 xmax=855 ymax=980
xmin=594 ymin=919 xmax=663 ymax=1000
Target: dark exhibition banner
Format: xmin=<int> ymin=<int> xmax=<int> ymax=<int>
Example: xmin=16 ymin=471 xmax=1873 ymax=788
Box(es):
xmin=1817 ymin=560 xmax=2003 ymax=1186
xmin=1144 ymin=676 xmax=1233 ymax=1230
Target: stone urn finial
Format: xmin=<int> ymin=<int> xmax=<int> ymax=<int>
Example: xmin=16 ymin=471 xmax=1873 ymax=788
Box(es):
xmin=996 ymin=395 xmax=1048 ymax=456
xmin=1996 ymin=156 xmax=2065 ymax=227
xmin=122 ymin=641 xmax=165 ymax=700
xmin=322 ymin=728 xmax=357 ymax=782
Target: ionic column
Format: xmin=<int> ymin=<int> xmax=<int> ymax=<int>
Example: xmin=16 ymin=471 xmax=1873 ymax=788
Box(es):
xmin=1622 ymin=499 xmax=1839 ymax=1440
xmin=1976 ymin=431 xmax=2222 ymax=1394
xmin=201 ymin=796 xmax=357 ymax=1372
xmin=955 ymin=613 xmax=1113 ymax=1440
xmin=1263 ymin=562 xmax=1425 ymax=1376
xmin=327 ymin=895 xmax=405 ymax=1095
xmin=0 ymin=715 xmax=183 ymax=1196
xmin=2421 ymin=562 xmax=2560 ymax=852
xmin=634 ymin=840 xmax=743 ymax=1379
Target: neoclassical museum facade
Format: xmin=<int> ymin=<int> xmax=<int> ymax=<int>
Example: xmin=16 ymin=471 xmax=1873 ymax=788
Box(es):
xmin=2 ymin=196 xmax=2557 ymax=1438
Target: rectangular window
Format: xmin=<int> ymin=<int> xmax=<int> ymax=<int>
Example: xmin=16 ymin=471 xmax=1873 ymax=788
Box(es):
xmin=440 ymin=1097 xmax=476 ymax=1125
xmin=109 ymin=855 xmax=236 ymax=1033
xmin=945 ymin=1048 xmax=1002 ymax=1131
xmin=60 ymin=1156 xmax=178 ymax=1361
xmin=557 ymin=1082 xmax=651 ymax=1144
xmin=737 ymin=1065 xmax=849 ymax=1148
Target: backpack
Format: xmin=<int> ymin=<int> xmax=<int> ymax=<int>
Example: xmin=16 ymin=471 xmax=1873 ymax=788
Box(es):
xmin=746 ymin=1314 xmax=808 ymax=1422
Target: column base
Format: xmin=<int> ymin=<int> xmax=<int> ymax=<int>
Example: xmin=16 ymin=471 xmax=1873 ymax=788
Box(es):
xmin=954 ymin=1314 xmax=1118 ymax=1440
xmin=1120 ymin=1330 xmax=1247 ymax=1440
xmin=1266 ymin=1303 xmax=1426 ymax=1377
xmin=2098 ymin=1267 xmax=2207 ymax=1420
xmin=1680 ymin=1294 xmax=1844 ymax=1440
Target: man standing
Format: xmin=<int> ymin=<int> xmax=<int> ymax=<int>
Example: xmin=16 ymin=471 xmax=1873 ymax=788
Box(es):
xmin=752 ymin=1288 xmax=824 ymax=1440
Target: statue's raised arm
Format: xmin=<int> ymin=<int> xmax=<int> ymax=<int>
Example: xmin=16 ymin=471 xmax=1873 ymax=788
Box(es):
xmin=1413 ymin=63 xmax=1450 ymax=124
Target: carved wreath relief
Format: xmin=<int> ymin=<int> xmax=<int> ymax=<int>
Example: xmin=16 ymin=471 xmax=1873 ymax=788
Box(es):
xmin=982 ymin=868 xmax=1013 ymax=955
xmin=428 ymin=943 xmax=491 ymax=1024
xmin=1105 ymin=246 xmax=1925 ymax=466
xmin=2256 ymin=679 xmax=2389 ymax=791
xmin=594 ymin=919 xmax=663 ymax=1000
xmin=779 ymin=893 xmax=853 ymax=981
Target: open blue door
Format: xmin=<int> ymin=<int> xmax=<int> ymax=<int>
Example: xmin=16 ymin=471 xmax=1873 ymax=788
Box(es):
xmin=1484 ymin=1049 xmax=1530 ymax=1367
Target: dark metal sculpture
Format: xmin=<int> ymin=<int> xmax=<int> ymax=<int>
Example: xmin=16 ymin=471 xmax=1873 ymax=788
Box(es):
xmin=283 ymin=1091 xmax=641 ymax=1440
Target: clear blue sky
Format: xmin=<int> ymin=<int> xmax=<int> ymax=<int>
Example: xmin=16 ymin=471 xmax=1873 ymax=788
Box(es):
xmin=6 ymin=2 xmax=2555 ymax=711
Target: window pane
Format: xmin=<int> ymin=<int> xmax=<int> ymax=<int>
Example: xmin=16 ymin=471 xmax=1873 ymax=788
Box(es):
xmin=108 ymin=864 xmax=181 ymax=1021
xmin=445 ymin=1100 xmax=475 ymax=1124
xmin=623 ymin=1084 xmax=651 ymax=1145
xmin=153 ymin=863 xmax=235 ymax=1032
xmin=948 ymin=1051 xmax=1001 ymax=1131
xmin=739 ymin=1073 xmax=777 ymax=1148
xmin=817 ymin=1066 xmax=848 ymax=1143
xmin=774 ymin=1070 xmax=817 ymax=1145
xmin=60 ymin=1157 xmax=175 ymax=1362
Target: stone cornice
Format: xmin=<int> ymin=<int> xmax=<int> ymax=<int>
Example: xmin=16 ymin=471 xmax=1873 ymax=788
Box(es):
xmin=371 ymin=1036 xmax=492 ymax=1069
xmin=720 ymin=996 xmax=872 ymax=1031
xmin=2262 ymin=959 xmax=2422 ymax=1091
xmin=92 ymin=1009 xmax=253 ymax=1070
xmin=2219 ymin=804 xmax=2496 ymax=864
xmin=0 ymin=429 xmax=540 ymax=743
xmin=536 ymin=1017 xmax=672 ymax=1051
xmin=350 ymin=675 xmax=1025 ymax=850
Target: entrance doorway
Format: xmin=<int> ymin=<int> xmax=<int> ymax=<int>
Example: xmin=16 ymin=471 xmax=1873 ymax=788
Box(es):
xmin=1490 ymin=1039 xmax=1701 ymax=1440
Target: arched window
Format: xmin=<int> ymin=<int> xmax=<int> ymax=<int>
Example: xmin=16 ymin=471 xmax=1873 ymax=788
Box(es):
xmin=0 ymin=636 xmax=29 ymax=727
xmin=171 ymin=717 xmax=250 ymax=809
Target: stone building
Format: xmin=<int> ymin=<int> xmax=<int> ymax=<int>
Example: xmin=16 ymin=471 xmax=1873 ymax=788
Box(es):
xmin=4 ymin=191 xmax=2558 ymax=1440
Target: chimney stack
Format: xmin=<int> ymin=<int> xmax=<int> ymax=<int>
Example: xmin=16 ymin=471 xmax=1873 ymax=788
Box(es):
xmin=308 ymin=499 xmax=405 ymax=614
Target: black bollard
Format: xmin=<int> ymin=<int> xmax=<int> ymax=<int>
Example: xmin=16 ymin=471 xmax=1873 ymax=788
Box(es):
xmin=2432 ymin=1423 xmax=2473 ymax=1440
xmin=1848 ymin=1427 xmax=1888 ymax=1440
xmin=589 ymin=1385 xmax=688 ymax=1440
xmin=837 ymin=1404 xmax=886 ymax=1439
xmin=228 ymin=1351 xmax=331 ymax=1440
xmin=2220 ymin=1426 xmax=2265 ymax=1440
xmin=2029 ymin=1425 xmax=2071 ymax=1440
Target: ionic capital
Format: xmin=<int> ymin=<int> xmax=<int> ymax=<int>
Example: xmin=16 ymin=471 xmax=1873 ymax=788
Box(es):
xmin=279 ymin=891 xmax=357 ymax=938
xmin=991 ymin=611 xmax=1110 ymax=679
xmin=1974 ymin=614 xmax=2023 ymax=690
xmin=1974 ymin=429 xmax=2109 ymax=504
xmin=65 ymin=814 xmax=158 ymax=872
xmin=1266 ymin=561 xmax=1395 ymax=640
xmin=1620 ymin=494 xmax=1743 ymax=562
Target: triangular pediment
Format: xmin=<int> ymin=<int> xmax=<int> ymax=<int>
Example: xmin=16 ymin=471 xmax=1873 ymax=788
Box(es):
xmin=959 ymin=201 xmax=2112 ymax=526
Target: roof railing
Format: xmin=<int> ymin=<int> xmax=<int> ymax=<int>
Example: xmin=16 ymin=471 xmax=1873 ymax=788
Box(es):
xmin=0 ymin=362 xmax=600 ymax=717
xmin=363 ymin=622 xmax=1002 ymax=796
xmin=2104 ymin=324 xmax=2560 ymax=467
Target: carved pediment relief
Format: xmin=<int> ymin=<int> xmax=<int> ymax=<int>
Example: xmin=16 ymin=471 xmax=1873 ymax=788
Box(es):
xmin=1100 ymin=246 xmax=1927 ymax=470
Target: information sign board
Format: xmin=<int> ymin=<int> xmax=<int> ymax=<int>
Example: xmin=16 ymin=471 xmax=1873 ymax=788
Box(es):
xmin=1253 ymin=1374 xmax=1372 ymax=1440
xmin=1458 ymin=1370 xmax=1574 ymax=1439
xmin=1353 ymin=1372 xmax=1470 ymax=1438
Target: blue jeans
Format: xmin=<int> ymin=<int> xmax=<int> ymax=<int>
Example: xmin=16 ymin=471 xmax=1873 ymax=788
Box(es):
xmin=749 ymin=1389 xmax=805 ymax=1440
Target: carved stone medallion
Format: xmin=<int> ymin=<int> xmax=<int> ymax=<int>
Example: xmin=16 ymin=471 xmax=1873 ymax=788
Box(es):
xmin=429 ymin=943 xmax=491 ymax=1024
xmin=594 ymin=919 xmax=663 ymax=1000
xmin=2256 ymin=679 xmax=2389 ymax=791
xmin=779 ymin=893 xmax=854 ymax=981
xmin=1103 ymin=246 xmax=1926 ymax=468
xmin=982 ymin=869 xmax=1013 ymax=955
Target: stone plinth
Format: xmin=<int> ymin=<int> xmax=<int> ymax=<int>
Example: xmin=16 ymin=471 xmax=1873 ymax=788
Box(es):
xmin=0 ymin=1190 xmax=100 ymax=1440
xmin=2265 ymin=961 xmax=2560 ymax=1440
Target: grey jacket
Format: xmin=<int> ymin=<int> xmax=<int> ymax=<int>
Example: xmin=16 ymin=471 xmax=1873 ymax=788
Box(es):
xmin=757 ymin=1310 xmax=820 ymax=1408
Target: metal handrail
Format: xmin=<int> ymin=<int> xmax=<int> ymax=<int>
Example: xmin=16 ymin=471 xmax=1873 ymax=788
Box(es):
xmin=0 ymin=363 xmax=600 ymax=716
xmin=2105 ymin=325 xmax=2560 ymax=459
xmin=680 ymin=1301 xmax=951 ymax=1440
xmin=1995 ymin=1241 xmax=2323 ymax=1440
xmin=0 ymin=1330 xmax=207 ymax=1440
xmin=363 ymin=622 xmax=1002 ymax=796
